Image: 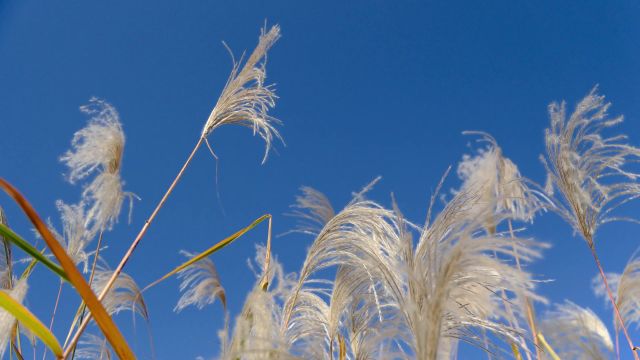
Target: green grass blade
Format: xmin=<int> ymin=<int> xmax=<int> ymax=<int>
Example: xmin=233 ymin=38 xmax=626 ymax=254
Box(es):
xmin=0 ymin=290 xmax=63 ymax=358
xmin=0 ymin=224 xmax=68 ymax=282
xmin=144 ymin=214 xmax=271 ymax=293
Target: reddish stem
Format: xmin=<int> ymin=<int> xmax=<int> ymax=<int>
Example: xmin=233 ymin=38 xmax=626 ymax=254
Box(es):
xmin=589 ymin=245 xmax=639 ymax=360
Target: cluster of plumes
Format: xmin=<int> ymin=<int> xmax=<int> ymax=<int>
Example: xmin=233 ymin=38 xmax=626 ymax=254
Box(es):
xmin=46 ymin=98 xmax=135 ymax=274
xmin=61 ymin=98 xmax=135 ymax=235
xmin=201 ymin=25 xmax=283 ymax=164
xmin=540 ymin=301 xmax=614 ymax=359
xmin=174 ymin=165 xmax=546 ymax=359
xmin=542 ymin=86 xmax=640 ymax=247
xmin=178 ymin=92 xmax=640 ymax=360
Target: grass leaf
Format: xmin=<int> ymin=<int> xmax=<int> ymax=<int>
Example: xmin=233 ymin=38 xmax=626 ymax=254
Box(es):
xmin=144 ymin=214 xmax=271 ymax=292
xmin=0 ymin=290 xmax=62 ymax=358
xmin=0 ymin=224 xmax=68 ymax=282
xmin=0 ymin=178 xmax=135 ymax=360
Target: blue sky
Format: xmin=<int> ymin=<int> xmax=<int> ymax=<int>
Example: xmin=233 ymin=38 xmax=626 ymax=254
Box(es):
xmin=1 ymin=0 xmax=639 ymax=358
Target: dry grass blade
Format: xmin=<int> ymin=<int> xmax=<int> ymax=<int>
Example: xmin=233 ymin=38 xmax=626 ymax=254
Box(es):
xmin=144 ymin=214 xmax=271 ymax=292
xmin=338 ymin=334 xmax=346 ymax=360
xmin=0 ymin=178 xmax=135 ymax=360
xmin=0 ymin=290 xmax=62 ymax=358
xmin=536 ymin=333 xmax=560 ymax=360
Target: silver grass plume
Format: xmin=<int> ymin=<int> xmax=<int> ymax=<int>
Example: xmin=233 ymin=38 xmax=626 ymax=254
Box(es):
xmin=283 ymin=186 xmax=544 ymax=359
xmin=458 ymin=132 xmax=544 ymax=357
xmin=542 ymin=87 xmax=640 ymax=247
xmin=0 ymin=278 xmax=28 ymax=357
xmin=91 ymin=267 xmax=149 ymax=320
xmin=51 ymin=200 xmax=92 ymax=273
xmin=75 ymin=332 xmax=112 ymax=360
xmin=220 ymin=245 xmax=297 ymax=360
xmin=409 ymin=190 xmax=544 ymax=359
xmin=542 ymin=87 xmax=640 ymax=358
xmin=175 ymin=250 xmax=226 ymax=312
xmin=288 ymin=186 xmax=336 ymax=236
xmin=202 ymin=25 xmax=282 ymax=164
xmin=593 ymin=252 xmax=640 ymax=330
xmin=540 ymin=301 xmax=613 ymax=359
xmin=61 ymin=98 xmax=134 ymax=234
xmin=458 ymin=131 xmax=541 ymax=228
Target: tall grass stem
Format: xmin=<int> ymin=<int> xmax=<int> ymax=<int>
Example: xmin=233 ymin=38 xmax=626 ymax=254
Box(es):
xmin=590 ymin=244 xmax=639 ymax=360
xmin=62 ymin=136 xmax=204 ymax=358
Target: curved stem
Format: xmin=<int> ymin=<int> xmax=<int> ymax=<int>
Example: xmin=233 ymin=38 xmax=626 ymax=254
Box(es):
xmin=589 ymin=244 xmax=639 ymax=360
xmin=62 ymin=136 xmax=204 ymax=359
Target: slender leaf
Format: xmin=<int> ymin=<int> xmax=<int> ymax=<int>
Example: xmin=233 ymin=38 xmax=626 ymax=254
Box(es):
xmin=0 ymin=178 xmax=135 ymax=360
xmin=144 ymin=214 xmax=271 ymax=292
xmin=11 ymin=342 xmax=25 ymax=360
xmin=0 ymin=290 xmax=62 ymax=358
xmin=537 ymin=333 xmax=561 ymax=360
xmin=510 ymin=343 xmax=523 ymax=360
xmin=0 ymin=224 xmax=68 ymax=282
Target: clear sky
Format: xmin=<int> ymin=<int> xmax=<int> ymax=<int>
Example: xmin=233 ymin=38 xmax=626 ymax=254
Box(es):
xmin=1 ymin=0 xmax=639 ymax=359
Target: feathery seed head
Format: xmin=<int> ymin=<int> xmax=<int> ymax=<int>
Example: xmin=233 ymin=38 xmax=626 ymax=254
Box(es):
xmin=543 ymin=87 xmax=640 ymax=246
xmin=61 ymin=98 xmax=124 ymax=182
xmin=75 ymin=333 xmax=112 ymax=360
xmin=61 ymin=98 xmax=134 ymax=233
xmin=54 ymin=200 xmax=92 ymax=272
xmin=458 ymin=132 xmax=540 ymax=225
xmin=175 ymin=250 xmax=226 ymax=312
xmin=202 ymin=25 xmax=282 ymax=164
xmin=541 ymin=301 xmax=613 ymax=359
xmin=91 ymin=267 xmax=149 ymax=320
xmin=288 ymin=186 xmax=336 ymax=236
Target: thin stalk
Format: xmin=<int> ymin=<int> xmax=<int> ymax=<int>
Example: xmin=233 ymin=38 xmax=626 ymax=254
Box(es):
xmin=589 ymin=243 xmax=639 ymax=360
xmin=43 ymin=282 xmax=63 ymax=360
xmin=62 ymin=136 xmax=205 ymax=359
xmin=616 ymin=328 xmax=621 ymax=360
xmin=67 ymin=230 xmax=105 ymax=360
xmin=87 ymin=231 xmax=105 ymax=287
xmin=508 ymin=220 xmax=541 ymax=360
